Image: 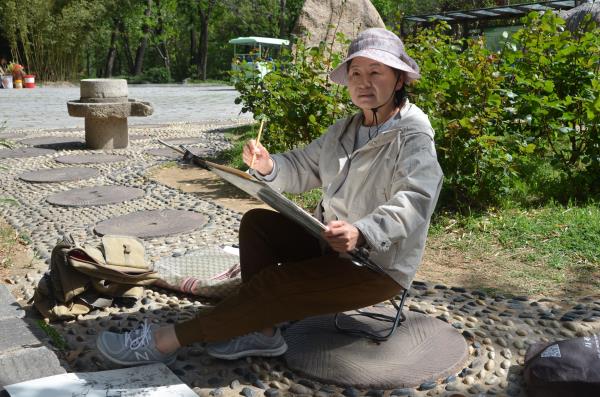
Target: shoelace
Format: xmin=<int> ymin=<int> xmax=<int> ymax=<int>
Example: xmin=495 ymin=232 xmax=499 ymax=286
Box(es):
xmin=125 ymin=320 xmax=152 ymax=350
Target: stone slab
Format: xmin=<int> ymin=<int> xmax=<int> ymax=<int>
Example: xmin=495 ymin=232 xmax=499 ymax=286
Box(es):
xmin=19 ymin=167 xmax=100 ymax=183
xmin=129 ymin=134 xmax=150 ymax=140
xmin=0 ymin=285 xmax=25 ymax=320
xmin=145 ymin=147 xmax=182 ymax=159
xmin=55 ymin=154 xmax=128 ymax=164
xmin=0 ymin=346 xmax=66 ymax=389
xmin=0 ymin=318 xmax=41 ymax=352
xmin=47 ymin=186 xmax=145 ymax=207
xmin=80 ymin=78 xmax=128 ymax=101
xmin=145 ymin=146 xmax=210 ymax=159
xmin=0 ymin=148 xmax=56 ymax=159
xmin=162 ymin=137 xmax=205 ymax=145
xmin=0 ymin=132 xmax=27 ymax=140
xmin=95 ymin=209 xmax=207 ymax=238
xmin=284 ymin=310 xmax=469 ymax=389
xmin=19 ymin=136 xmax=85 ymax=149
xmin=67 ymin=100 xmax=153 ymax=118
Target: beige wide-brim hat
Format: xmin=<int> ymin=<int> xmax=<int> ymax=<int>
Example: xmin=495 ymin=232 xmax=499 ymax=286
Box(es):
xmin=330 ymin=28 xmax=421 ymax=86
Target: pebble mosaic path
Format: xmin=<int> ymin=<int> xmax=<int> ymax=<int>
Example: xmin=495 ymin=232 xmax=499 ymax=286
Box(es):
xmin=0 ymin=122 xmax=599 ymax=397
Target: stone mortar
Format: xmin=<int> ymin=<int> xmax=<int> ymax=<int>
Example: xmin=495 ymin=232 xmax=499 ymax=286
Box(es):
xmin=67 ymin=79 xmax=154 ymax=150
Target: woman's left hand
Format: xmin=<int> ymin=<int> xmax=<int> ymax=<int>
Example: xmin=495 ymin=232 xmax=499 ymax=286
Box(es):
xmin=323 ymin=220 xmax=365 ymax=253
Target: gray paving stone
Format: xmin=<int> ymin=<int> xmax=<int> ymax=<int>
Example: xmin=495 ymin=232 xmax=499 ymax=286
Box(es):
xmin=0 ymin=285 xmax=25 ymax=320
xmin=0 ymin=148 xmax=56 ymax=159
xmin=19 ymin=167 xmax=100 ymax=183
xmin=1 ymin=85 xmax=249 ymax=129
xmin=46 ymin=185 xmax=145 ymax=207
xmin=94 ymin=209 xmax=207 ymax=238
xmin=0 ymin=346 xmax=66 ymax=388
xmin=0 ymin=318 xmax=41 ymax=351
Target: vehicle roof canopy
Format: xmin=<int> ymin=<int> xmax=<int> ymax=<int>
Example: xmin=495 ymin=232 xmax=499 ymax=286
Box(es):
xmin=228 ymin=37 xmax=290 ymax=46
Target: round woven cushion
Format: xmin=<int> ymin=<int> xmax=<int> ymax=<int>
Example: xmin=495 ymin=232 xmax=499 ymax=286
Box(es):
xmin=284 ymin=310 xmax=469 ymax=389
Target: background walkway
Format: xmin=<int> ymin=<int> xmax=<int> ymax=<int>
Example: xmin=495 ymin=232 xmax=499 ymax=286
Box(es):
xmin=0 ymin=84 xmax=250 ymax=130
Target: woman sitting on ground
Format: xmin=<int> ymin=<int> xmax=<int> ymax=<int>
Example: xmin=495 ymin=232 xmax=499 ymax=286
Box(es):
xmin=96 ymin=28 xmax=443 ymax=365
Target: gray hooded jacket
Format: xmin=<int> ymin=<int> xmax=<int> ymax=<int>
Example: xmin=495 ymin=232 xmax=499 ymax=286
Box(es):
xmin=259 ymin=100 xmax=443 ymax=289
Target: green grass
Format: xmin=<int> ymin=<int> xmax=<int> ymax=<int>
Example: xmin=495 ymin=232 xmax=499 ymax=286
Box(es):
xmin=429 ymin=202 xmax=600 ymax=296
xmin=212 ymin=124 xmax=256 ymax=169
xmin=431 ymin=203 xmax=600 ymax=270
xmin=36 ymin=320 xmax=69 ymax=350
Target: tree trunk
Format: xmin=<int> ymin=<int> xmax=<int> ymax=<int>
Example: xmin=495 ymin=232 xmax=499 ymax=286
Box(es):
xmin=190 ymin=22 xmax=198 ymax=67
xmin=197 ymin=0 xmax=216 ymax=80
xmin=154 ymin=0 xmax=171 ymax=78
xmin=104 ymin=21 xmax=119 ymax=78
xmin=119 ymin=20 xmax=135 ymax=74
xmin=133 ymin=0 xmax=152 ymax=76
xmin=279 ymin=0 xmax=286 ymax=38
xmin=198 ymin=11 xmax=208 ymax=80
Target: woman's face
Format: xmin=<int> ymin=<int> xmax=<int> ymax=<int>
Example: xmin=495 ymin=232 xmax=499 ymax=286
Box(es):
xmin=347 ymin=56 xmax=403 ymax=112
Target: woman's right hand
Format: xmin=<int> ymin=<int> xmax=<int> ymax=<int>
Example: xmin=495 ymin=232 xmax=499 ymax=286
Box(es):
xmin=243 ymin=139 xmax=274 ymax=175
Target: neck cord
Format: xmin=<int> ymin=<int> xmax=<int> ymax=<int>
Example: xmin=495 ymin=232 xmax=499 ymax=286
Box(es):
xmin=366 ymin=73 xmax=402 ymax=141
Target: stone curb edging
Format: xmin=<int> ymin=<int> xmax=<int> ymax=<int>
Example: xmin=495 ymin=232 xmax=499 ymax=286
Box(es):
xmin=0 ymin=284 xmax=66 ymax=390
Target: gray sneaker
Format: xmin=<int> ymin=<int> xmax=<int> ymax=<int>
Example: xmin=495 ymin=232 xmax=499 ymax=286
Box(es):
xmin=206 ymin=328 xmax=288 ymax=360
xmin=96 ymin=320 xmax=177 ymax=366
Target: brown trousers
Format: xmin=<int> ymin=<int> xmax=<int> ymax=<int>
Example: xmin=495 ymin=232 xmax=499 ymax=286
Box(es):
xmin=174 ymin=208 xmax=402 ymax=345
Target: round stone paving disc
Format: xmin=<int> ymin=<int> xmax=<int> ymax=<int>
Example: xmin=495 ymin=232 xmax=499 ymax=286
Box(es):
xmin=0 ymin=132 xmax=27 ymax=140
xmin=284 ymin=310 xmax=469 ymax=389
xmin=145 ymin=147 xmax=182 ymax=159
xmin=0 ymin=148 xmax=56 ymax=159
xmin=162 ymin=137 xmax=205 ymax=145
xmin=47 ymin=186 xmax=144 ymax=207
xmin=19 ymin=136 xmax=85 ymax=148
xmin=55 ymin=154 xmax=128 ymax=164
xmin=145 ymin=147 xmax=210 ymax=159
xmin=94 ymin=209 xmax=207 ymax=238
xmin=129 ymin=134 xmax=150 ymax=141
xmin=19 ymin=167 xmax=100 ymax=183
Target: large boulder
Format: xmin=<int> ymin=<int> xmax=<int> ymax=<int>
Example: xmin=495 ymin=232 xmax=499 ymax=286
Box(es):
xmin=292 ymin=0 xmax=385 ymax=53
xmin=559 ymin=2 xmax=600 ymax=31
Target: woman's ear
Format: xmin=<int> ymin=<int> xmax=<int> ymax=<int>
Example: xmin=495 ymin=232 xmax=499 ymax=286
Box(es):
xmin=395 ymin=72 xmax=405 ymax=90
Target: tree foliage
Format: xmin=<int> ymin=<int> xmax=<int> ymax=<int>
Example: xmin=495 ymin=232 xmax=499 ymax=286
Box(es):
xmin=232 ymin=33 xmax=353 ymax=153
xmin=0 ymin=0 xmax=304 ymax=82
xmin=409 ymin=11 xmax=600 ymax=208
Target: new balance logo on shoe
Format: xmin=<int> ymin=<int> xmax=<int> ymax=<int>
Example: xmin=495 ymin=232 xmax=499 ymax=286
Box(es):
xmin=96 ymin=320 xmax=177 ymax=366
xmin=135 ymin=351 xmax=150 ymax=361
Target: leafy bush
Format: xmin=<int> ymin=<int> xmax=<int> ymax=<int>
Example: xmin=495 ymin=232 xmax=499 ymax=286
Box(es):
xmin=407 ymin=25 xmax=520 ymax=208
xmin=231 ymin=34 xmax=354 ymax=153
xmin=500 ymin=11 xmax=600 ymax=202
xmin=128 ymin=66 xmax=172 ymax=84
xmin=407 ymin=11 xmax=600 ymax=209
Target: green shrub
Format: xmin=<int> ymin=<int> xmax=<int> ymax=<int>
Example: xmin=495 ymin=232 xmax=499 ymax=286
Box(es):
xmin=231 ymin=34 xmax=354 ymax=153
xmin=406 ymin=11 xmax=600 ymax=209
xmin=500 ymin=11 xmax=600 ymax=202
xmin=407 ymin=25 xmax=520 ymax=209
xmin=129 ymin=66 xmax=172 ymax=84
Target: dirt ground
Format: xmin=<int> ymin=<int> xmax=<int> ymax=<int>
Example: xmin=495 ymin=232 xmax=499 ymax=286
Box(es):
xmin=0 ymin=219 xmax=44 ymax=286
xmin=2 ymin=164 xmax=597 ymax=301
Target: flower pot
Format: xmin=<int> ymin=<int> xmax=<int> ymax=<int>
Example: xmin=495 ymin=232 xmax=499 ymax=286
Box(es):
xmin=1 ymin=75 xmax=13 ymax=89
xmin=24 ymin=74 xmax=35 ymax=88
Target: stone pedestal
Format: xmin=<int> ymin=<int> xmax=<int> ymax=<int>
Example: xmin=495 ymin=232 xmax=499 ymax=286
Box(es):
xmin=85 ymin=117 xmax=128 ymax=149
xmin=67 ymin=79 xmax=153 ymax=149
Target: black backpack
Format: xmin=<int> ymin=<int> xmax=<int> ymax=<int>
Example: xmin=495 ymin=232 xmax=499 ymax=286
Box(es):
xmin=523 ymin=333 xmax=600 ymax=397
